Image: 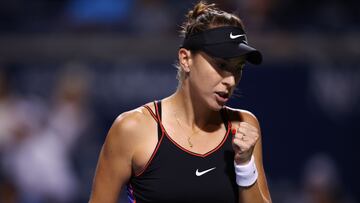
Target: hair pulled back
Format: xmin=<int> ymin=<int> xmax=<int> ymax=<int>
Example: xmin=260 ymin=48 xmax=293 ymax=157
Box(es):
xmin=180 ymin=1 xmax=244 ymax=38
xmin=176 ymin=1 xmax=244 ymax=86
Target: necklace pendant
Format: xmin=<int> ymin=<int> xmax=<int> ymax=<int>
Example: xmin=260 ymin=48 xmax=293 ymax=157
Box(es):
xmin=187 ymin=137 xmax=193 ymax=148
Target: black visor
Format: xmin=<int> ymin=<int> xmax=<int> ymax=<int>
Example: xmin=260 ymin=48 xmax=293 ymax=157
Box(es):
xmin=181 ymin=26 xmax=262 ymax=65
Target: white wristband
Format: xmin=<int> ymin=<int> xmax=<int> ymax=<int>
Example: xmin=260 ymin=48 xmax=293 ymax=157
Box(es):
xmin=234 ymin=155 xmax=258 ymax=187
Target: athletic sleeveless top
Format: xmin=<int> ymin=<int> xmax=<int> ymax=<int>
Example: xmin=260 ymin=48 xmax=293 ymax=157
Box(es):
xmin=126 ymin=100 xmax=238 ymax=203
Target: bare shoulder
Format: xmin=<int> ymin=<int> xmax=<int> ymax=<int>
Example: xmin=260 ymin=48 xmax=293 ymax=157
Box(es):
xmin=89 ymin=104 xmax=158 ymax=202
xmin=113 ymin=107 xmax=150 ymax=133
xmin=225 ymin=106 xmax=260 ymax=129
xmin=105 ymin=103 xmax=157 ymax=152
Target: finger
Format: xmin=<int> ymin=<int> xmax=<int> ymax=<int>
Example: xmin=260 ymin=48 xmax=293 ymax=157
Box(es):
xmin=232 ymin=138 xmax=251 ymax=153
xmin=237 ymin=126 xmax=255 ymax=136
xmin=237 ymin=127 xmax=259 ymax=140
xmin=234 ymin=127 xmax=259 ymax=144
xmin=236 ymin=127 xmax=247 ymax=135
xmin=232 ymin=128 xmax=245 ymax=139
xmin=232 ymin=134 xmax=252 ymax=145
xmin=238 ymin=131 xmax=259 ymax=142
xmin=231 ymin=128 xmax=237 ymax=136
xmin=233 ymin=136 xmax=254 ymax=146
xmin=236 ymin=128 xmax=248 ymax=139
xmin=233 ymin=131 xmax=245 ymax=140
xmin=233 ymin=133 xmax=258 ymax=148
xmin=232 ymin=137 xmax=257 ymax=157
xmin=239 ymin=122 xmax=258 ymax=131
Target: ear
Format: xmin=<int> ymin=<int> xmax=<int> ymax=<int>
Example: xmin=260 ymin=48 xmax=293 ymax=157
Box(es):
xmin=178 ymin=48 xmax=192 ymax=73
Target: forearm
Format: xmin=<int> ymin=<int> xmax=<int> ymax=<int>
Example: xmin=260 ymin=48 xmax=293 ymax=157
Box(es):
xmin=238 ymin=182 xmax=271 ymax=203
xmin=234 ymin=154 xmax=271 ymax=203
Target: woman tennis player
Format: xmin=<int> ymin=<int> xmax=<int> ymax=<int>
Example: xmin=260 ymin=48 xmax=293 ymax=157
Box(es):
xmin=89 ymin=1 xmax=271 ymax=202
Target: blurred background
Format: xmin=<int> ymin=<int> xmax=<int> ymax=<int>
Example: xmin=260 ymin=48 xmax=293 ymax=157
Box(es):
xmin=0 ymin=0 xmax=359 ymax=202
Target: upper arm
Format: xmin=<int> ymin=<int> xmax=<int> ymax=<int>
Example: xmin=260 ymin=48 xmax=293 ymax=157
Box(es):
xmin=240 ymin=110 xmax=272 ymax=201
xmin=89 ymin=112 xmax=141 ymax=203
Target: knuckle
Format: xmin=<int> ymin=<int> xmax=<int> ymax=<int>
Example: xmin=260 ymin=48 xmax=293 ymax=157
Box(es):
xmin=235 ymin=133 xmax=243 ymax=139
xmin=233 ymin=139 xmax=241 ymax=146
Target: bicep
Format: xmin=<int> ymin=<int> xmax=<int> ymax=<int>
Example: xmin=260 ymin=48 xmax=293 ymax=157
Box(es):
xmin=89 ymin=120 xmax=134 ymax=203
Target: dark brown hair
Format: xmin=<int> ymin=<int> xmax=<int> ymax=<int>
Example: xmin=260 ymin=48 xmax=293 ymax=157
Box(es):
xmin=180 ymin=1 xmax=244 ymax=38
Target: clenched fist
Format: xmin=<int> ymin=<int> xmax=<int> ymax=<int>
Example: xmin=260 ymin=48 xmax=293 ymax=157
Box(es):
xmin=232 ymin=122 xmax=260 ymax=165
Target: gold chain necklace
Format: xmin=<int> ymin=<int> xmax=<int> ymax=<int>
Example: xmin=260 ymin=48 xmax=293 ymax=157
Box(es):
xmin=173 ymin=111 xmax=200 ymax=148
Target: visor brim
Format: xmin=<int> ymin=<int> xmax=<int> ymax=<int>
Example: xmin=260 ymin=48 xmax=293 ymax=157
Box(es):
xmin=202 ymin=43 xmax=263 ymax=65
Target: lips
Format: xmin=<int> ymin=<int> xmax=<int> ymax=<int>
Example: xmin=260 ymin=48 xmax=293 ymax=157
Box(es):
xmin=215 ymin=91 xmax=230 ymax=99
xmin=215 ymin=91 xmax=230 ymax=104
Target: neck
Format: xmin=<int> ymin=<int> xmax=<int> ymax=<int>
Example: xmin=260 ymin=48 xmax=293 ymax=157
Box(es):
xmin=164 ymin=85 xmax=222 ymax=132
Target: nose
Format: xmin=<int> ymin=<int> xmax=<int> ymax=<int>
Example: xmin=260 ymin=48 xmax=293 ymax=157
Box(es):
xmin=221 ymin=71 xmax=236 ymax=87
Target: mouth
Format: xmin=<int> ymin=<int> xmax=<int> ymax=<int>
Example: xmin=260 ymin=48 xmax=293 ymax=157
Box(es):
xmin=215 ymin=91 xmax=230 ymax=100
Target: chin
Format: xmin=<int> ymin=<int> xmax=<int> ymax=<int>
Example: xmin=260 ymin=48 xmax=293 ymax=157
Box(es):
xmin=208 ymin=100 xmax=225 ymax=111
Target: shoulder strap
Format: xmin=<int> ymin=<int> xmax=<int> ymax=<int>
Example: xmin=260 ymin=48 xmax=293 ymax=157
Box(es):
xmin=142 ymin=101 xmax=163 ymax=140
xmin=154 ymin=100 xmax=162 ymax=121
xmin=143 ymin=105 xmax=159 ymax=122
xmin=154 ymin=100 xmax=163 ymax=140
xmin=220 ymin=107 xmax=232 ymax=133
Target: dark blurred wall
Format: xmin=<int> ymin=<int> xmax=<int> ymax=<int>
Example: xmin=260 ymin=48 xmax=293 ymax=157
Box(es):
xmin=0 ymin=1 xmax=359 ymax=203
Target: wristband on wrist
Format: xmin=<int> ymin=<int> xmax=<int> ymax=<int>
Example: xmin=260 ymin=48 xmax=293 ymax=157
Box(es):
xmin=234 ymin=155 xmax=258 ymax=187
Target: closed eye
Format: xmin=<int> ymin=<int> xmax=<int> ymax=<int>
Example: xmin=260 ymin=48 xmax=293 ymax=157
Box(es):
xmin=200 ymin=52 xmax=245 ymax=75
xmin=215 ymin=58 xmax=244 ymax=74
xmin=216 ymin=61 xmax=227 ymax=69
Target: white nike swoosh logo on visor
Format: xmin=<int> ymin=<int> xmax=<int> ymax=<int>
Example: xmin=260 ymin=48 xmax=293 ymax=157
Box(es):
xmin=195 ymin=167 xmax=216 ymax=176
xmin=230 ymin=32 xmax=245 ymax=39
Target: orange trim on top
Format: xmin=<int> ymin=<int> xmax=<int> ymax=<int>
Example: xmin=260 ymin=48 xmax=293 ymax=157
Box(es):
xmin=228 ymin=120 xmax=232 ymax=131
xmin=134 ymin=130 xmax=164 ymax=177
xmin=134 ymin=104 xmax=165 ymax=177
xmin=144 ymin=102 xmax=231 ymax=159
xmin=143 ymin=105 xmax=159 ymax=122
xmin=154 ymin=101 xmax=163 ymax=124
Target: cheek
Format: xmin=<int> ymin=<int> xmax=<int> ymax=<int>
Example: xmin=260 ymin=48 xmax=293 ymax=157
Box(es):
xmin=200 ymin=67 xmax=223 ymax=89
xmin=192 ymin=70 xmax=218 ymax=91
xmin=189 ymin=69 xmax=219 ymax=98
xmin=190 ymin=54 xmax=224 ymax=90
xmin=192 ymin=63 xmax=220 ymax=83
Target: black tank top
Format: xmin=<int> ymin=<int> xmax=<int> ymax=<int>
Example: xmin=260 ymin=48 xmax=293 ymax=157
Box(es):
xmin=126 ymin=101 xmax=238 ymax=203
